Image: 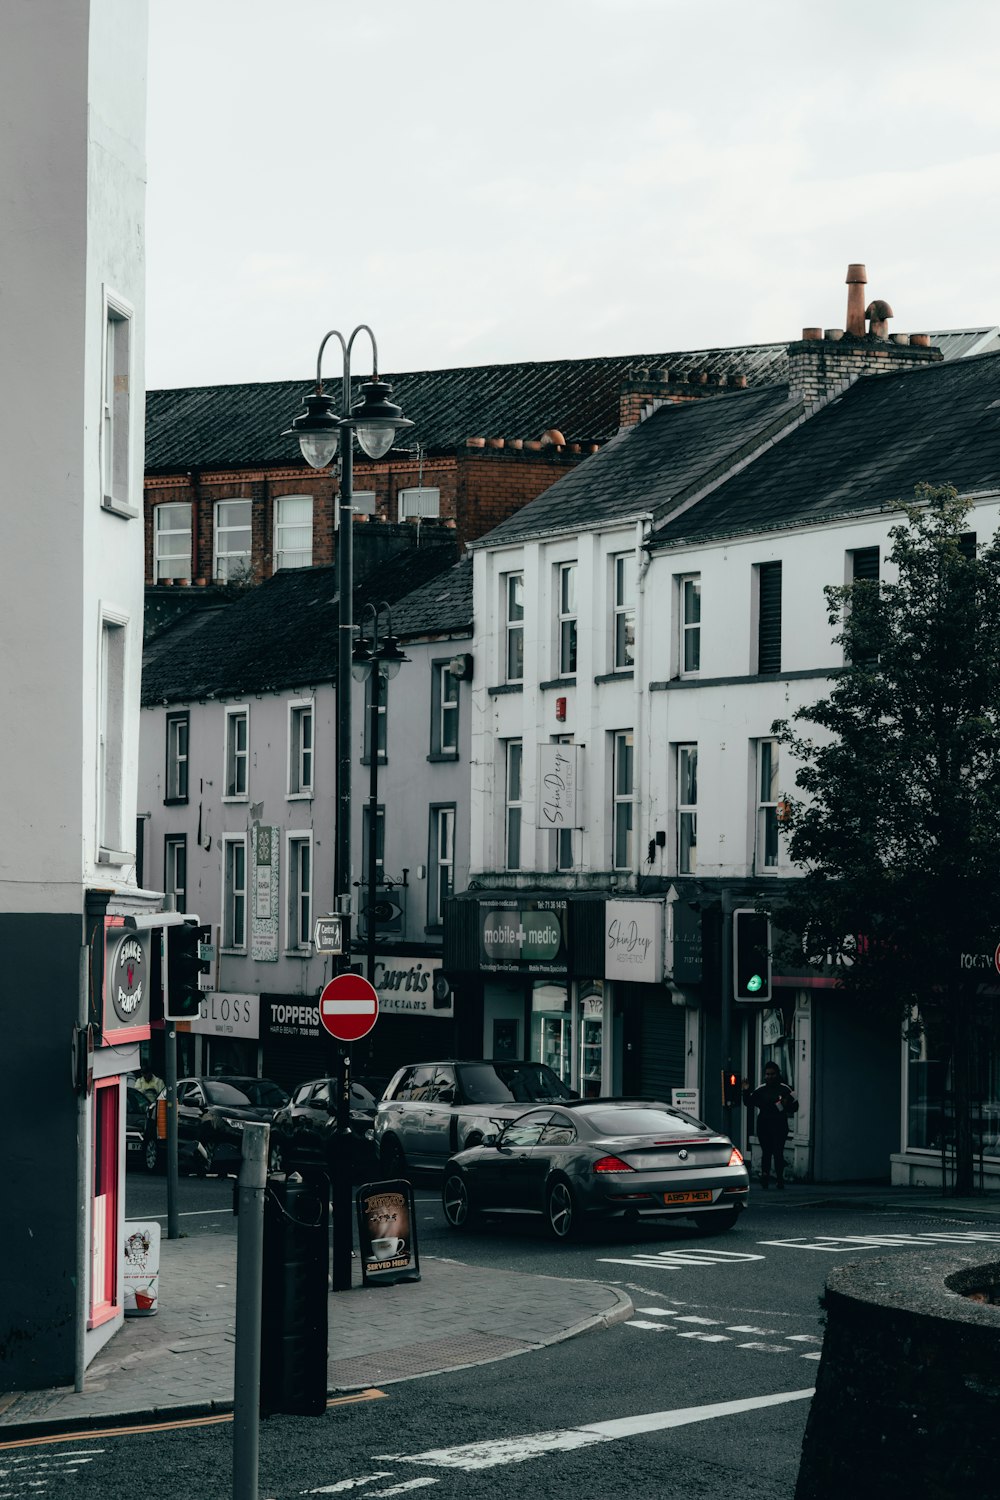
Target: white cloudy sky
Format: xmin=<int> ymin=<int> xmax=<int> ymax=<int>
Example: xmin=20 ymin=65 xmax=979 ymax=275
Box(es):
xmin=145 ymin=0 xmax=1000 ymax=390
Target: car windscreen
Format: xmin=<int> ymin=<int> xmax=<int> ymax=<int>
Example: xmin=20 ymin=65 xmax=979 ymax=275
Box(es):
xmin=458 ymin=1062 xmax=576 ymax=1105
xmin=584 ymin=1107 xmax=707 ymax=1136
xmin=203 ymin=1081 xmax=253 ymax=1106
xmin=240 ymin=1080 xmax=288 ymax=1108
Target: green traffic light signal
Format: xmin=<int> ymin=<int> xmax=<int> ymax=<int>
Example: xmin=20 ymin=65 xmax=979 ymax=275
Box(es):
xmin=746 ymin=973 xmax=763 ymax=993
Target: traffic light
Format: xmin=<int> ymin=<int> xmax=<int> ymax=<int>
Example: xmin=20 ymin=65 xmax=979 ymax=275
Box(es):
xmin=733 ymin=908 xmax=772 ymax=1001
xmin=722 ymin=1065 xmax=740 ymax=1107
xmin=164 ymin=919 xmax=212 ymax=1019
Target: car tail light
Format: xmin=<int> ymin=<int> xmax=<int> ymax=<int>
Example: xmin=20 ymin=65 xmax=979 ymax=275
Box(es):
xmin=593 ymin=1155 xmax=634 ymax=1173
xmin=728 ymin=1146 xmax=744 ymax=1166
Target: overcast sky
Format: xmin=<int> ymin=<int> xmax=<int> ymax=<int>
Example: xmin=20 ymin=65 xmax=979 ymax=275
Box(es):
xmin=145 ymin=0 xmax=1000 ymax=391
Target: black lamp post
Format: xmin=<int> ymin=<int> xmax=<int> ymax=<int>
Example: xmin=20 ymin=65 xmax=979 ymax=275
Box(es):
xmin=282 ymin=329 xmax=413 ymax=1292
xmin=352 ymin=603 xmax=409 ymax=986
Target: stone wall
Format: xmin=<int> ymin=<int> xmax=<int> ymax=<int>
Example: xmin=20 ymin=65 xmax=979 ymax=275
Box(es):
xmin=796 ymin=1248 xmax=1000 ymax=1498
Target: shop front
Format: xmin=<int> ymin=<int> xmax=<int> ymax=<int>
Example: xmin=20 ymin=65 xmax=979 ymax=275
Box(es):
xmin=181 ymin=992 xmax=261 ymax=1078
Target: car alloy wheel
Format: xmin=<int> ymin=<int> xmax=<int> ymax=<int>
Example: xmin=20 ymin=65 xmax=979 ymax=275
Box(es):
xmin=546 ymin=1178 xmax=577 ymax=1240
xmin=442 ymin=1171 xmax=476 ymax=1230
xmin=142 ymin=1134 xmax=159 ymax=1174
xmin=269 ymin=1140 xmax=284 ymax=1174
xmin=380 ymin=1137 xmax=407 ymax=1179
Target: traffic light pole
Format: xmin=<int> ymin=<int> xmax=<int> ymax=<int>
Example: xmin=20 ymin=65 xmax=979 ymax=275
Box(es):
xmin=720 ymin=890 xmax=735 ymax=1143
xmin=165 ymin=1020 xmax=179 ymax=1241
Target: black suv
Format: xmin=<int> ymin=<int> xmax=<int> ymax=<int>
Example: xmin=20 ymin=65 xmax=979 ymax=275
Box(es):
xmin=268 ymin=1077 xmax=382 ymax=1179
xmin=374 ymin=1060 xmax=576 ymax=1177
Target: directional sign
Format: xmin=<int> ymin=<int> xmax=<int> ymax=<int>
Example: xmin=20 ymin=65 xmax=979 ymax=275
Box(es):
xmin=319 ymin=973 xmax=379 ymax=1042
xmin=314 ymin=916 xmax=344 ymax=955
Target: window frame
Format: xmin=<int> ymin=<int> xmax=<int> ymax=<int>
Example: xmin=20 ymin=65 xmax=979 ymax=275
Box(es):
xmin=557 ymin=561 xmax=578 ymax=677
xmin=612 ymin=730 xmax=635 ymax=871
xmin=165 ymin=711 xmax=189 ymax=804
xmin=678 ymin=573 xmax=701 ymax=677
xmin=755 ymin=560 xmax=783 ymax=675
xmin=505 ymin=739 xmax=524 ymax=871
xmin=676 ymin=742 xmax=698 ymax=875
xmin=273 ymin=494 xmax=313 ymax=571
xmin=428 ymin=803 xmax=456 ymax=929
xmin=223 ymin=705 xmax=249 ymax=802
xmin=287 ymin=698 xmax=314 ymax=798
xmin=612 ymin=553 xmax=636 ymax=671
xmin=755 ymin=737 xmax=781 ymax=874
xmin=98 ymin=612 xmax=128 ymax=857
xmin=102 ymin=290 xmax=134 ymax=517
xmin=164 ymin=834 xmax=187 ymax=910
xmin=153 ymin=502 xmax=192 ymax=583
xmin=429 ymin=659 xmax=460 ymax=760
xmin=222 ymin=834 xmax=248 ymax=950
xmin=398 ymin=486 xmax=441 ymax=520
xmin=213 ymin=498 xmax=253 ymax=583
xmin=503 ymin=572 xmax=525 ymax=684
xmin=285 ymin=830 xmax=313 ymax=953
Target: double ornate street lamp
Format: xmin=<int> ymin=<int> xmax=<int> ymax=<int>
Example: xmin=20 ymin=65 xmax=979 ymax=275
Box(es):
xmin=282 ymin=329 xmax=412 ymax=1291
xmin=352 ymin=602 xmax=409 ymax=985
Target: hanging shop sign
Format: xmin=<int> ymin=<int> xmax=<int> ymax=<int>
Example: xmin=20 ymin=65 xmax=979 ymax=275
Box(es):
xmin=604 ymin=900 xmax=664 ymax=984
xmin=373 ymin=957 xmax=453 ymax=1018
xmin=538 ymin=744 xmax=582 ymax=830
xmin=671 ymin=900 xmax=703 ymax=985
xmin=251 ymin=824 xmax=279 ymax=962
xmin=100 ymin=918 xmax=152 ymax=1043
xmin=479 ymin=899 xmax=568 ymax=974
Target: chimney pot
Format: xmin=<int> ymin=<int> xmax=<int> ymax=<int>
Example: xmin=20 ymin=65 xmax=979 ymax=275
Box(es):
xmin=488 ymin=436 xmax=504 ymax=448
xmin=465 ymin=436 xmax=486 ymax=448
xmin=845 ymin=262 xmax=868 ymax=336
xmin=824 ymin=328 xmax=844 ymax=341
xmin=655 ymin=367 xmax=671 ymax=382
xmin=802 ymin=327 xmax=823 ymax=341
xmin=889 ymin=332 xmax=910 ymax=346
xmin=510 ymin=437 xmax=523 ymax=450
xmin=910 ymin=333 xmax=931 ymax=348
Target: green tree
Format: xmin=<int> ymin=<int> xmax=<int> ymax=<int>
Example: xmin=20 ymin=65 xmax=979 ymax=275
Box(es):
xmin=773 ymin=485 xmax=1000 ymax=1194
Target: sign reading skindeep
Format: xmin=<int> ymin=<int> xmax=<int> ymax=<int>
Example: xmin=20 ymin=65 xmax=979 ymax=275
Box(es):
xmin=604 ymin=900 xmax=664 ymax=984
xmin=479 ymin=900 xmax=568 ymax=974
xmin=319 ymin=974 xmax=379 ymax=1043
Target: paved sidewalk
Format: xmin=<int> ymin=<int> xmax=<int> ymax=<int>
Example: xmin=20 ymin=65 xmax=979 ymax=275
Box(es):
xmin=0 ymin=1238 xmax=632 ymax=1439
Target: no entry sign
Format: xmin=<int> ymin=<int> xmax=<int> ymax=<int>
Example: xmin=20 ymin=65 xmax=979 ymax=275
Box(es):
xmin=319 ymin=973 xmax=379 ymax=1042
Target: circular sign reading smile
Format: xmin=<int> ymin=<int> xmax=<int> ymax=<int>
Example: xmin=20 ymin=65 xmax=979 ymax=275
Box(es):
xmin=112 ymin=934 xmax=146 ymax=1024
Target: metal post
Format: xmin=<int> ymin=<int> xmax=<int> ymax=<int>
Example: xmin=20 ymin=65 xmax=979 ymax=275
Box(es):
xmin=331 ymin=1046 xmax=353 ymax=1292
xmin=366 ymin=655 xmax=381 ymax=985
xmin=233 ymin=1121 xmax=269 ymax=1500
xmin=720 ymin=890 xmax=735 ymax=1143
xmin=165 ymin=1021 xmax=179 ymax=1240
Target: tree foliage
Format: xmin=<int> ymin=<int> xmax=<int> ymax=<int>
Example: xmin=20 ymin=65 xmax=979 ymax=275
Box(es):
xmin=772 ymin=485 xmax=1000 ymax=1191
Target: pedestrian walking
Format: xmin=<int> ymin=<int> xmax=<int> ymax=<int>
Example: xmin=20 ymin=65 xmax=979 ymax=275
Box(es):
xmin=134 ymin=1063 xmax=164 ymax=1102
xmin=742 ymin=1062 xmax=798 ymax=1188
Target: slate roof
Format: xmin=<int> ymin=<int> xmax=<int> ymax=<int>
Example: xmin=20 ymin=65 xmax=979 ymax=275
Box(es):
xmin=651 ymin=349 xmax=1000 ymax=548
xmin=141 ymin=542 xmax=458 ymax=706
xmin=471 ymin=385 xmax=799 ymax=547
xmin=390 ymin=556 xmax=472 ymax=639
xmin=143 ymin=344 xmax=789 ymax=472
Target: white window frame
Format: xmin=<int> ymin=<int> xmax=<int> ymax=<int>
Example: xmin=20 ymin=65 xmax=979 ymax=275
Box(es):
xmin=434 ymin=662 xmax=459 ymax=756
xmin=286 ymin=831 xmax=313 ymax=952
xmin=398 ymin=486 xmax=440 ymax=520
xmin=678 ymin=573 xmax=701 ymax=677
xmin=352 ymin=490 xmax=377 ymax=516
xmin=428 ymin=805 xmax=456 ymax=928
xmin=612 ymin=553 xmax=636 ymax=671
xmin=222 ymin=835 xmax=248 ymax=950
xmin=273 ymin=494 xmax=313 ymax=571
xmin=98 ymin=611 xmax=128 ymax=858
xmin=505 ymin=740 xmax=524 ymax=871
xmin=612 ymin=730 xmax=635 ymax=871
xmin=557 ymin=562 xmax=578 ymax=677
xmin=164 ymin=834 xmax=187 ymax=909
xmin=504 ymin=572 xmax=525 ymax=684
xmin=102 ymin=290 xmax=134 ymax=516
xmin=165 ymin=711 xmax=189 ymax=802
xmin=154 ymin=503 xmax=192 ymax=582
xmin=224 ymin=706 xmax=249 ymax=801
xmin=214 ymin=498 xmax=253 ymax=582
xmin=676 ymin=743 xmax=698 ymax=874
xmin=755 ymin=738 xmax=781 ymax=874
xmin=287 ymin=699 xmax=314 ymax=798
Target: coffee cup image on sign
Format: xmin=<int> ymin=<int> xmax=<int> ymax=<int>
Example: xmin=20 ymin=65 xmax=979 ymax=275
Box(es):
xmin=363 ymin=1192 xmax=410 ymax=1262
xmin=370 ymin=1235 xmax=405 ymax=1259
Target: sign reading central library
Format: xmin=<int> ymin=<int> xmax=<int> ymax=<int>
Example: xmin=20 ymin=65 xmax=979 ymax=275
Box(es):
xmin=479 ymin=899 xmax=568 ymax=974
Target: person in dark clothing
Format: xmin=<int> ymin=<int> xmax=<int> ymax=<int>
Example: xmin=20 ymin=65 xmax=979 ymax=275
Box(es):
xmin=742 ymin=1062 xmax=798 ymax=1188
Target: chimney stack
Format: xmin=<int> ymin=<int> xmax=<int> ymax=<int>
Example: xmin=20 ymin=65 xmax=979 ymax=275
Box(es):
xmin=845 ymin=263 xmax=867 ymax=336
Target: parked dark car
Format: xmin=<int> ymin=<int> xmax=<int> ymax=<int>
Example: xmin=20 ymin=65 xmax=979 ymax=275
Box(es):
xmin=142 ymin=1075 xmax=289 ymax=1175
xmin=440 ymin=1098 xmax=749 ymax=1240
xmin=268 ymin=1076 xmax=381 ymax=1179
xmin=374 ymin=1059 xmax=577 ymax=1177
xmin=126 ymin=1084 xmax=152 ymax=1169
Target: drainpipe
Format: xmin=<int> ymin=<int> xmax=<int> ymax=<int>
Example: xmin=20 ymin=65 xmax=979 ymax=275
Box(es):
xmin=633 ymin=514 xmax=653 ymax=884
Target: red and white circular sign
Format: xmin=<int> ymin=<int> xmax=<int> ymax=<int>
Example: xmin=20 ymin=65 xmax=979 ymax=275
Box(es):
xmin=319 ymin=973 xmax=380 ymax=1042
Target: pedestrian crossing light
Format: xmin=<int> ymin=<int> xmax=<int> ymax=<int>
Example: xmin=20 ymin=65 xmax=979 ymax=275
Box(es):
xmin=733 ymin=909 xmax=772 ymax=1002
xmin=722 ymin=1066 xmax=740 ymax=1107
xmin=164 ymin=919 xmax=212 ymax=1020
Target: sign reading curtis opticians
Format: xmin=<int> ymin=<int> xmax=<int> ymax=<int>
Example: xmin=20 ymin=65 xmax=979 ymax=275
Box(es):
xmin=480 ymin=900 xmax=568 ymax=974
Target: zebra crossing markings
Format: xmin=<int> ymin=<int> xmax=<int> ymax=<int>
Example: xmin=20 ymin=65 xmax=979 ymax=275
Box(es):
xmin=598 ymin=1246 xmax=766 ymax=1271
xmin=625 ymin=1306 xmax=821 ymax=1360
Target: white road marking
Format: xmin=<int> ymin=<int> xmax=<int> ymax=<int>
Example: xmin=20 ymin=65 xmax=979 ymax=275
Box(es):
xmin=759 ymin=1231 xmax=1000 ymax=1254
xmin=635 ymin=1306 xmax=675 ymax=1315
xmin=305 ymin=1474 xmax=395 ymax=1493
xmin=369 ymin=1483 xmax=439 ymax=1496
xmin=736 ymin=1342 xmax=794 ymax=1353
xmin=673 ymin=1315 xmax=720 ymax=1325
xmin=627 ymin=1320 xmax=672 ymax=1331
xmin=786 ymin=1334 xmax=823 ymax=1344
xmin=599 ymin=1247 xmax=765 ymax=1271
xmin=373 ymin=1390 xmax=814 ymax=1472
xmin=726 ymin=1324 xmax=779 ymax=1335
xmin=675 ymin=1332 xmax=731 ymax=1342
xmin=801 ymin=1352 xmax=823 ymax=1360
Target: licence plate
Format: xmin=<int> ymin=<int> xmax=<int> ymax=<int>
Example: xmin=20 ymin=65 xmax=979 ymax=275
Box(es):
xmin=663 ymin=1189 xmax=712 ymax=1205
xmin=127 ymin=1140 xmax=140 ymax=1153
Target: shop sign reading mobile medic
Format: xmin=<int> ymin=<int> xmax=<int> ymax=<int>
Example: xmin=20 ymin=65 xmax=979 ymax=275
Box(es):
xmin=355 ymin=1179 xmax=421 ymax=1287
xmin=479 ymin=899 xmax=568 ymax=974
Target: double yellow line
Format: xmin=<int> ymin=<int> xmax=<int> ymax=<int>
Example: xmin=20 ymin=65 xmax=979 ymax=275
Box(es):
xmin=0 ymin=1387 xmax=387 ymax=1451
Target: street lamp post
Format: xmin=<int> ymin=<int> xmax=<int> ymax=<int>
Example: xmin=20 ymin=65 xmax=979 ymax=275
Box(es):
xmin=283 ymin=329 xmax=413 ymax=1292
xmin=352 ymin=603 xmax=409 ymax=986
